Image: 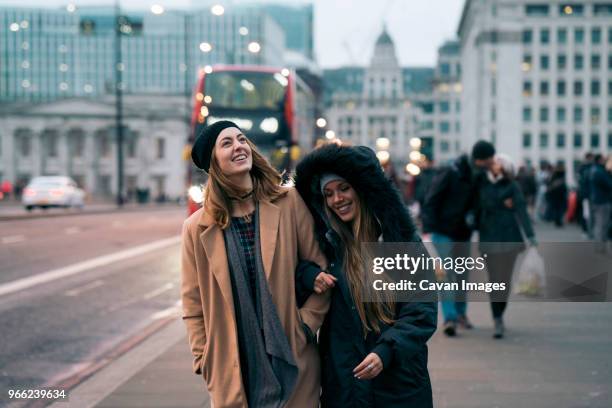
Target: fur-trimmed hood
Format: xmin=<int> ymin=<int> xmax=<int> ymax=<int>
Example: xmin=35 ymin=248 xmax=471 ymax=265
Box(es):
xmin=294 ymin=144 xmax=419 ymax=253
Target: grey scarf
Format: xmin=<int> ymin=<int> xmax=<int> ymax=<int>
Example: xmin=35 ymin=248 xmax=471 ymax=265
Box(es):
xmin=224 ymin=206 xmax=298 ymax=407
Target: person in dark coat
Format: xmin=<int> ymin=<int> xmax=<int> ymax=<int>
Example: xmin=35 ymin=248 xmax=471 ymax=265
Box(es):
xmin=477 ymin=154 xmax=536 ymax=339
xmin=422 ymin=154 xmax=475 ymax=336
xmin=295 ymin=144 xmax=438 ymax=407
xmin=589 ymin=154 xmax=612 ymax=251
xmin=545 ymin=163 xmax=568 ymax=227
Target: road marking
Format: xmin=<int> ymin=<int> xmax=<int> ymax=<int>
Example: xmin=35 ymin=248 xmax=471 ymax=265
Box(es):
xmin=0 ymin=235 xmax=181 ymax=297
xmin=64 ymin=280 xmax=105 ymax=297
xmin=65 ymin=227 xmax=81 ymax=235
xmin=112 ymin=221 xmax=123 ymax=228
xmin=143 ymin=282 xmax=175 ymax=300
xmin=150 ymin=300 xmax=182 ymax=320
xmin=105 ymin=282 xmax=176 ymax=313
xmin=1 ymin=235 xmax=25 ymax=244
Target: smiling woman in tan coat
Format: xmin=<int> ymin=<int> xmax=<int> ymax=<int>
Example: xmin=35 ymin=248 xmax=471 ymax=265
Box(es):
xmin=181 ymin=120 xmax=330 ymax=408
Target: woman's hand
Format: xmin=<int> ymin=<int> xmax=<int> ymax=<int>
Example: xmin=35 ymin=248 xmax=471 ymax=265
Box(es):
xmin=353 ymin=353 xmax=383 ymax=380
xmin=313 ymin=272 xmax=337 ymax=294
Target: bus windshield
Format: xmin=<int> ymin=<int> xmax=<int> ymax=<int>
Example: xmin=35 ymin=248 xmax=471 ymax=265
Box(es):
xmin=204 ymin=70 xmax=288 ymax=110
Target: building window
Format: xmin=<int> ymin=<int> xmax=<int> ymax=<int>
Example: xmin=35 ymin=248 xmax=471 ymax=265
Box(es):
xmin=539 ymin=132 xmax=548 ymax=148
xmin=540 ymin=28 xmax=550 ymax=44
xmin=592 ymin=28 xmax=602 ymax=44
xmin=574 ymin=54 xmax=584 ymax=70
xmin=609 ymin=80 xmax=612 ymax=95
xmin=491 ymin=106 xmax=497 ymax=121
xmin=591 ymin=80 xmax=600 ymax=96
xmin=523 ymin=81 xmax=532 ymax=96
xmin=557 ymin=106 xmax=566 ymax=123
xmin=557 ymin=80 xmax=566 ymax=96
xmin=526 ymin=5 xmax=549 ymax=16
xmin=68 ymin=129 xmax=85 ymax=158
xmin=574 ymin=106 xmax=583 ymax=122
xmin=557 ymin=54 xmax=567 ymax=70
xmin=522 ymin=29 xmax=533 ymax=44
xmin=574 ymin=28 xmax=584 ymax=43
xmin=439 ymin=101 xmax=450 ymax=113
xmin=523 ymin=107 xmax=532 ymax=122
xmin=97 ymin=130 xmax=111 ymax=158
xmin=608 ymin=107 xmax=612 ymax=123
xmin=609 ymin=56 xmax=612 ymax=69
xmin=42 ymin=130 xmax=58 ymax=158
xmin=523 ymin=133 xmax=532 ymax=147
xmin=440 ymin=141 xmax=449 ymax=153
xmin=559 ymin=4 xmax=584 ymax=16
xmin=522 ymin=54 xmax=532 ymax=71
xmin=540 ymin=55 xmax=549 ymax=70
xmin=608 ymin=133 xmax=612 ymax=148
xmin=591 ymin=107 xmax=601 ymax=124
xmin=15 ymin=129 xmax=32 ymax=157
xmin=573 ymin=81 xmax=583 ymax=96
xmin=556 ymin=133 xmax=565 ymax=148
xmin=156 ymin=138 xmax=165 ymax=159
xmin=557 ymin=28 xmax=567 ymax=43
xmin=127 ymin=131 xmax=138 ymax=158
xmin=440 ymin=121 xmax=450 ymax=133
xmin=540 ymin=81 xmax=549 ymax=96
xmin=609 ymin=28 xmax=612 ymax=43
xmin=591 ymin=54 xmax=601 ymax=70
xmin=594 ymin=4 xmax=612 ymax=15
xmin=591 ymin=133 xmax=600 ymax=148
xmin=573 ymin=132 xmax=582 ymax=147
xmin=540 ymin=106 xmax=549 ymax=122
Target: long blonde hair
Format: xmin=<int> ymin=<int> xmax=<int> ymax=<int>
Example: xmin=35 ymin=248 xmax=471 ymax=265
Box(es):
xmin=324 ymin=191 xmax=395 ymax=335
xmin=204 ymin=138 xmax=286 ymax=229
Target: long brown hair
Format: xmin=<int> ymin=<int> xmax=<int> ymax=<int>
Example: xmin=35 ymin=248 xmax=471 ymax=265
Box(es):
xmin=324 ymin=190 xmax=395 ymax=335
xmin=204 ymin=138 xmax=286 ymax=229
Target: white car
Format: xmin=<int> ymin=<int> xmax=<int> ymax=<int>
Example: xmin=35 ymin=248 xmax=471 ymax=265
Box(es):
xmin=22 ymin=176 xmax=85 ymax=211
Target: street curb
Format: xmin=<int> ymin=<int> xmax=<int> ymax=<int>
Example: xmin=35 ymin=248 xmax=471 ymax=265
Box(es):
xmin=25 ymin=315 xmax=181 ymax=408
xmin=0 ymin=204 xmax=185 ymax=222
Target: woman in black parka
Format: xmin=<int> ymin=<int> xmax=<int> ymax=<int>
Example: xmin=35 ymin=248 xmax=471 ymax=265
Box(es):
xmin=295 ymin=144 xmax=438 ymax=407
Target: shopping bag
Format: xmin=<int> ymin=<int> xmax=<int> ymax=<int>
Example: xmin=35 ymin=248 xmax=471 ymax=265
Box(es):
xmin=513 ymin=246 xmax=546 ymax=297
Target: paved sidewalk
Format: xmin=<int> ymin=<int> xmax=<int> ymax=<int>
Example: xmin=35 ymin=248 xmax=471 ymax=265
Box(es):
xmin=56 ymin=223 xmax=610 ymax=408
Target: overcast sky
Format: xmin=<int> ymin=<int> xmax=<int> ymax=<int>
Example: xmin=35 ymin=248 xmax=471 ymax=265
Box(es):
xmin=4 ymin=0 xmax=466 ymax=68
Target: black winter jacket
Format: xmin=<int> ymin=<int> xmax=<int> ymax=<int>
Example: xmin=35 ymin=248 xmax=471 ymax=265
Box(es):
xmin=421 ymin=154 xmax=475 ymax=241
xmin=295 ymin=144 xmax=437 ymax=408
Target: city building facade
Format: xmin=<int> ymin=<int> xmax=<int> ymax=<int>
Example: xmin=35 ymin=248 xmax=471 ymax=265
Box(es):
xmin=1 ymin=5 xmax=286 ymax=102
xmin=323 ymin=28 xmax=438 ymax=168
xmin=0 ymin=95 xmax=188 ymax=200
xmin=458 ymin=0 xmax=612 ymax=184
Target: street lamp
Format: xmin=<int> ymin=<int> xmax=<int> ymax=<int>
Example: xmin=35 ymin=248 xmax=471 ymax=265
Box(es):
xmin=199 ymin=42 xmax=213 ymax=53
xmin=150 ymin=4 xmax=164 ymax=15
xmin=316 ymin=118 xmax=327 ymax=128
xmin=211 ymin=4 xmax=225 ymax=16
xmin=376 ymin=137 xmax=390 ymax=150
xmin=247 ymin=41 xmax=261 ymax=54
xmin=325 ymin=130 xmax=336 ymax=140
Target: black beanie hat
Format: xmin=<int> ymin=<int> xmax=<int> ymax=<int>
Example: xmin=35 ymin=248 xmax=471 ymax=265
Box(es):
xmin=471 ymin=140 xmax=496 ymax=160
xmin=191 ymin=120 xmax=241 ymax=172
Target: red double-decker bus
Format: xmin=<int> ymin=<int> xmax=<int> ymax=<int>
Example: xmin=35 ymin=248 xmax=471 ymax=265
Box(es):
xmin=185 ymin=65 xmax=316 ymax=214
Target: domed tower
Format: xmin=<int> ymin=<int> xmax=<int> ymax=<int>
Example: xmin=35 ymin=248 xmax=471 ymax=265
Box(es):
xmin=363 ymin=26 xmax=404 ymax=100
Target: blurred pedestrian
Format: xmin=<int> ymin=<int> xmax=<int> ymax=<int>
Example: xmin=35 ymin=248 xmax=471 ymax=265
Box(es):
xmin=1 ymin=180 xmax=13 ymax=200
xmin=577 ymin=153 xmax=595 ymax=237
xmin=422 ymin=154 xmax=475 ymax=336
xmin=545 ymin=163 xmax=568 ymax=227
xmin=535 ymin=162 xmax=552 ymax=221
xmin=295 ymin=144 xmax=437 ymax=407
xmin=181 ymin=121 xmax=330 ymax=407
xmin=413 ymin=156 xmax=436 ymax=211
xmin=477 ymin=154 xmax=536 ymax=339
xmin=589 ymin=154 xmax=612 ymax=252
xmin=516 ymin=165 xmax=537 ymax=215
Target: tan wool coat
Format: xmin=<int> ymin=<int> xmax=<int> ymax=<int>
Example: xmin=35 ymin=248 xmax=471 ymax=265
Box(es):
xmin=181 ymin=187 xmax=330 ymax=407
